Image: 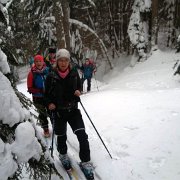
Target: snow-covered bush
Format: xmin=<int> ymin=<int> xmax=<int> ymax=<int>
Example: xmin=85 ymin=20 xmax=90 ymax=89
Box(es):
xmin=0 ymin=48 xmax=61 ymax=179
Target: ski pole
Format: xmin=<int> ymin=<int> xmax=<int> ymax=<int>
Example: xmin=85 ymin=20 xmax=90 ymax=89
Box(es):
xmin=50 ymin=111 xmax=55 ymax=158
xmin=79 ymin=100 xmax=112 ymax=159
xmin=94 ymin=73 xmax=99 ymax=91
xmin=49 ymin=111 xmax=55 ymax=180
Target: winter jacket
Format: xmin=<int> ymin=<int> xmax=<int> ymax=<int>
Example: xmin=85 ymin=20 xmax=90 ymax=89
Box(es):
xmin=45 ymin=67 xmax=81 ymax=110
xmin=27 ymin=65 xmax=49 ymax=98
xmin=81 ymin=64 xmax=95 ymax=79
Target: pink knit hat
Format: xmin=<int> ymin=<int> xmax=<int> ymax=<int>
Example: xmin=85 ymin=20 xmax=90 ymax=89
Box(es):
xmin=34 ymin=55 xmax=44 ymax=62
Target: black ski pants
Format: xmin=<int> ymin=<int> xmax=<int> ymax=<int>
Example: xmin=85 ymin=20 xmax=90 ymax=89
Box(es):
xmin=81 ymin=78 xmax=92 ymax=92
xmin=33 ymin=97 xmax=49 ymax=129
xmin=55 ymin=108 xmax=90 ymax=162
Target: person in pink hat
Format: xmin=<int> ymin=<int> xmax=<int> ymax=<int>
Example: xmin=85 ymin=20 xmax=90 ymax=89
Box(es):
xmin=27 ymin=54 xmax=50 ymax=137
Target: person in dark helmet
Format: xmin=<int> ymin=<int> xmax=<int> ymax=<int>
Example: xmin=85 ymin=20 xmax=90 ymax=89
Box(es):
xmin=27 ymin=54 xmax=50 ymax=137
xmin=44 ymin=47 xmax=56 ymax=71
xmin=44 ymin=49 xmax=94 ymax=179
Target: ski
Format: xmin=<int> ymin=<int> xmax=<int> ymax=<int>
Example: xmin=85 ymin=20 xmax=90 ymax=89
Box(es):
xmin=65 ymin=168 xmax=78 ymax=180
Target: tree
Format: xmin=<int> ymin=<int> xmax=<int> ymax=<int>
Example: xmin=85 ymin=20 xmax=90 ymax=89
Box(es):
xmin=128 ymin=0 xmax=151 ymax=61
xmin=0 ymin=2 xmax=62 ymax=179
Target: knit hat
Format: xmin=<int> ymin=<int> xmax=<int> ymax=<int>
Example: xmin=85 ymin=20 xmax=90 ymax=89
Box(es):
xmin=34 ymin=55 xmax=44 ymax=61
xmin=56 ymin=49 xmax=70 ymax=60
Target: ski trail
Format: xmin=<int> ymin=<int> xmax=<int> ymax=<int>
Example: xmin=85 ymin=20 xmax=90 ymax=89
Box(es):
xmin=94 ymin=171 xmax=102 ymax=180
xmin=67 ymin=139 xmax=79 ymax=152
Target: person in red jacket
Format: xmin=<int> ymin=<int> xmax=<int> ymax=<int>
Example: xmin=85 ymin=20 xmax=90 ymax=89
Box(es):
xmin=27 ymin=54 xmax=50 ymax=137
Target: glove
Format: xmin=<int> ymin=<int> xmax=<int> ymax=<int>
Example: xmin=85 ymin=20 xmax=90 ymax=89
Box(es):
xmin=74 ymin=96 xmax=80 ymax=102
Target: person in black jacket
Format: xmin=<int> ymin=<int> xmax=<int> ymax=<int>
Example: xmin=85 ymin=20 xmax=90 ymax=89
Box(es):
xmin=44 ymin=47 xmax=56 ymax=71
xmin=45 ymin=49 xmax=93 ymax=178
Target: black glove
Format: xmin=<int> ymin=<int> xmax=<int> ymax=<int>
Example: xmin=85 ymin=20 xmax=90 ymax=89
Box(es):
xmin=74 ymin=96 xmax=80 ymax=102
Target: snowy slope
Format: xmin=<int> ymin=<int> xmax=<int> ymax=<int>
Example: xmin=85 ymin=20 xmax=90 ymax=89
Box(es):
xmin=17 ymin=50 xmax=180 ymax=180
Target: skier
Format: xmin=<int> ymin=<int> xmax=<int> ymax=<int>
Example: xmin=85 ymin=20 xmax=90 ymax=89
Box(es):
xmin=28 ymin=56 xmax=34 ymax=68
xmin=81 ymin=58 xmax=96 ymax=92
xmin=44 ymin=47 xmax=56 ymax=71
xmin=27 ymin=54 xmax=50 ymax=137
xmin=45 ymin=49 xmax=94 ymax=179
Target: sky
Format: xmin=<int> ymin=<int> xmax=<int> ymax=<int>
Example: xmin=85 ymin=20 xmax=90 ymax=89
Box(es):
xmin=1 ymin=49 xmax=180 ymax=180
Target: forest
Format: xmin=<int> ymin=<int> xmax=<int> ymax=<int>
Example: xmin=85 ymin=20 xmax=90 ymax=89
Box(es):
xmin=0 ymin=0 xmax=180 ymax=179
xmin=0 ymin=0 xmax=180 ymax=70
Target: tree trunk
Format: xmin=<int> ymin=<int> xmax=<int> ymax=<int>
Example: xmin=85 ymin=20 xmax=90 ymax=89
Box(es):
xmin=174 ymin=0 xmax=180 ymax=29
xmin=53 ymin=1 xmax=66 ymax=49
xmin=151 ymin=0 xmax=159 ymax=47
xmin=61 ymin=0 xmax=71 ymax=50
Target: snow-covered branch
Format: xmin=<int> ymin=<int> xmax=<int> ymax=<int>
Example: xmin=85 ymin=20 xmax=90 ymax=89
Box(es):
xmin=69 ymin=18 xmax=113 ymax=69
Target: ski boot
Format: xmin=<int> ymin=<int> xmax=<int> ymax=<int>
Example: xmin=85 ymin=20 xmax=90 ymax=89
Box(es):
xmin=59 ymin=154 xmax=72 ymax=170
xmin=80 ymin=161 xmax=94 ymax=180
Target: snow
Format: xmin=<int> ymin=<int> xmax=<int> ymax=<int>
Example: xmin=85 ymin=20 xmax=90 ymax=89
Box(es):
xmin=11 ymin=121 xmax=42 ymax=163
xmin=69 ymin=19 xmax=108 ymax=52
xmin=0 ymin=142 xmax=18 ymax=180
xmin=0 ymin=72 xmax=28 ymax=127
xmin=0 ymin=48 xmax=10 ymax=74
xmin=178 ymin=35 xmax=180 ymax=42
xmin=1 ymin=49 xmax=180 ymax=179
xmin=0 ymin=49 xmax=43 ymax=180
xmin=87 ymin=0 xmax=95 ymax=7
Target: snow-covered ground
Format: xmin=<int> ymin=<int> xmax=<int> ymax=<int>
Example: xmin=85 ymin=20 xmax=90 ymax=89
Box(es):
xmin=77 ymin=50 xmax=180 ymax=180
xmin=5 ymin=49 xmax=180 ymax=180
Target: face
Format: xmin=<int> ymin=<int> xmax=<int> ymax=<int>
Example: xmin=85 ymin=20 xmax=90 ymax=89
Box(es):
xmin=34 ymin=60 xmax=43 ymax=70
xmin=85 ymin=60 xmax=90 ymax=65
xmin=57 ymin=57 xmax=69 ymax=71
xmin=49 ymin=53 xmax=55 ymax=59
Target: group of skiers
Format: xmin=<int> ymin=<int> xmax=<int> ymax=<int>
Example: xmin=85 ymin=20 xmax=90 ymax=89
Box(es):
xmin=27 ymin=48 xmax=96 ymax=179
